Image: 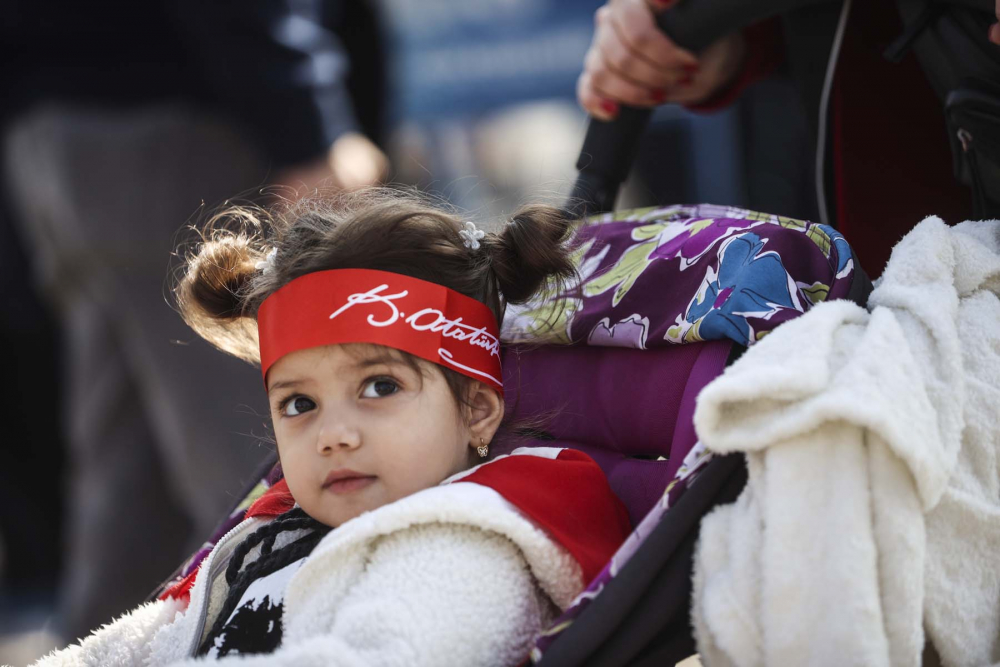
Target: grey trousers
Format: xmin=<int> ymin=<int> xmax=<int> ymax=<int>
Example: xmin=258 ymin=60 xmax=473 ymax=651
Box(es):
xmin=3 ymin=106 xmax=273 ymax=642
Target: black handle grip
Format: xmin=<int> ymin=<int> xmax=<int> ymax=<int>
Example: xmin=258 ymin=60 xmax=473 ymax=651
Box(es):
xmin=567 ymin=0 xmax=835 ymax=217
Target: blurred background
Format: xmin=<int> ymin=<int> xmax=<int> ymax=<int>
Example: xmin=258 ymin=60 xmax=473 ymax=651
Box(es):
xmin=378 ymin=0 xmax=809 ymax=222
xmin=0 ymin=0 xmax=873 ymax=664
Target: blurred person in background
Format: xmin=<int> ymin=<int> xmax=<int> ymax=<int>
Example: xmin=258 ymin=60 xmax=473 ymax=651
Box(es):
xmin=0 ymin=0 xmax=387 ymax=650
xmin=0 ymin=187 xmax=65 ymax=661
xmin=577 ymin=0 xmax=989 ymax=276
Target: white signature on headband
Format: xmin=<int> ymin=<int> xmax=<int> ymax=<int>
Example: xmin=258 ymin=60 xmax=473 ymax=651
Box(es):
xmin=329 ymin=285 xmax=501 ymax=358
xmin=436 ymin=348 xmax=501 ymax=385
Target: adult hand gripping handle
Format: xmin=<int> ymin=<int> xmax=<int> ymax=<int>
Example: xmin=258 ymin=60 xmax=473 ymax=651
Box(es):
xmin=566 ymin=0 xmax=835 ymax=218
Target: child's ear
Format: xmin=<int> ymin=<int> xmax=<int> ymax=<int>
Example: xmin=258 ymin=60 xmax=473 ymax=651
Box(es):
xmin=466 ymin=382 xmax=504 ymax=449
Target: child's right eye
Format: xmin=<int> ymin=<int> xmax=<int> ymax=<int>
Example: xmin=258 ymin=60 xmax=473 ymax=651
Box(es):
xmin=282 ymin=396 xmax=316 ymax=417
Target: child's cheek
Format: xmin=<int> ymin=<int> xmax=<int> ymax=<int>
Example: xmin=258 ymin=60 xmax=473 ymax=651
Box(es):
xmin=381 ymin=452 xmax=436 ymax=502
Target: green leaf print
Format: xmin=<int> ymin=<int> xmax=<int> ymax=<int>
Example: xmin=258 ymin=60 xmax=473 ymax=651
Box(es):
xmin=582 ymin=221 xmax=670 ymax=306
xmin=777 ymin=215 xmax=808 ymax=231
xmin=666 ymin=314 xmax=704 ymax=344
xmin=685 ymin=218 xmax=716 ymax=237
xmin=506 ymin=298 xmax=581 ymax=345
xmin=805 ymin=225 xmax=833 ymax=257
xmin=798 ymin=281 xmax=830 ymax=305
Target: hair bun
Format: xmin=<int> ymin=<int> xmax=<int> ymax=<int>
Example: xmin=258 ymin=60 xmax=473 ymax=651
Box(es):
xmin=489 ymin=204 xmax=577 ymax=304
xmin=181 ymin=234 xmax=259 ymax=319
xmin=175 ymin=223 xmax=269 ymax=364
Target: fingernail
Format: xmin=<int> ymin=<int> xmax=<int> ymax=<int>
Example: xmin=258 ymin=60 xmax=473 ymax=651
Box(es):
xmin=600 ymin=99 xmax=619 ymax=115
xmin=683 ymin=63 xmax=700 ymax=74
xmin=654 ymin=0 xmax=677 ymax=7
xmin=651 ymin=89 xmax=667 ymax=103
xmin=679 ymin=75 xmax=693 ymax=86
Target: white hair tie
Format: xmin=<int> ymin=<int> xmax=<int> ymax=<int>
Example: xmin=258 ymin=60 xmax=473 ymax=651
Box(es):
xmin=255 ymin=247 xmax=278 ymax=275
xmin=458 ymin=221 xmax=486 ymax=251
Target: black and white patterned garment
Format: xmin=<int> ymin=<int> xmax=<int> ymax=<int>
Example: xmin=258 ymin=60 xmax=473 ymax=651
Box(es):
xmin=198 ymin=511 xmax=329 ymax=658
xmin=202 ymin=556 xmax=307 ymax=657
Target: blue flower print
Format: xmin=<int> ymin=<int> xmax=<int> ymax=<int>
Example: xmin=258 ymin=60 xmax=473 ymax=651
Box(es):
xmin=818 ymin=224 xmax=855 ymax=278
xmin=685 ymin=233 xmax=798 ymax=345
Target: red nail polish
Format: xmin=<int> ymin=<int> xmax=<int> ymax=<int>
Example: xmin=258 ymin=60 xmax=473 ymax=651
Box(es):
xmin=600 ymin=99 xmax=619 ymax=115
xmin=683 ymin=63 xmax=700 ymax=74
xmin=679 ymin=75 xmax=694 ymax=86
xmin=656 ymin=0 xmax=677 ymax=7
xmin=651 ymin=89 xmax=667 ymax=103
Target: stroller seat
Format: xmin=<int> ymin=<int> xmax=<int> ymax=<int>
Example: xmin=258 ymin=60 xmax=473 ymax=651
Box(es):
xmin=499 ymin=340 xmax=733 ymax=527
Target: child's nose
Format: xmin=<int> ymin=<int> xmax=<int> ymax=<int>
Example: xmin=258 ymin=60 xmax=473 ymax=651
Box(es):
xmin=316 ymin=414 xmax=362 ymax=453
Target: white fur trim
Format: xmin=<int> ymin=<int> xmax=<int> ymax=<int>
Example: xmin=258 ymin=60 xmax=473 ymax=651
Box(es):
xmin=31 ymin=598 xmax=185 ymax=667
xmin=287 ymin=482 xmax=582 ymax=612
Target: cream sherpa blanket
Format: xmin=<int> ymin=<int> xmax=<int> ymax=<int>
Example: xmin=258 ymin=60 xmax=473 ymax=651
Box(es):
xmin=691 ymin=217 xmax=1000 ymax=667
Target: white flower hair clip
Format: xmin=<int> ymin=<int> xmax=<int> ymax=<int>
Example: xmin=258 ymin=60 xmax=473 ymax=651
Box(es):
xmin=458 ymin=221 xmax=486 ymax=251
xmin=255 ymin=247 xmax=278 ymax=275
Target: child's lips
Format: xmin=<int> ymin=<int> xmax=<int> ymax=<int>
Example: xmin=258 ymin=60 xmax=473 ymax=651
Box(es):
xmin=323 ymin=469 xmax=376 ymax=494
xmin=325 ymin=476 xmax=376 ymax=494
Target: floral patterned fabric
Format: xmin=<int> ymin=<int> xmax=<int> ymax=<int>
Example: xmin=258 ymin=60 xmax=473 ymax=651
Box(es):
xmin=504 ymin=204 xmax=857 ymax=349
xmin=507 ymin=204 xmax=859 ymax=661
xmin=156 ymin=204 xmax=861 ymax=659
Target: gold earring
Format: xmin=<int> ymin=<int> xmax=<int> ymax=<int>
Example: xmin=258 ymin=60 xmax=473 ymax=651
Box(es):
xmin=477 ymin=437 xmax=488 ymax=458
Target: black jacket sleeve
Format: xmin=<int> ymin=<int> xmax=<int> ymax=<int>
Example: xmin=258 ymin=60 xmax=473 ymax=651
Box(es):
xmin=167 ymin=0 xmax=361 ymax=168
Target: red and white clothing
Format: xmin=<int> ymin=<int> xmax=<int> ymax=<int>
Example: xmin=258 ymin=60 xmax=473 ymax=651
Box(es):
xmin=34 ymin=448 xmax=630 ymax=667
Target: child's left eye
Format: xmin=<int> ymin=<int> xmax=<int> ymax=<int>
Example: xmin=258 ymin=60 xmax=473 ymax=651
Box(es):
xmin=361 ymin=378 xmax=399 ymax=398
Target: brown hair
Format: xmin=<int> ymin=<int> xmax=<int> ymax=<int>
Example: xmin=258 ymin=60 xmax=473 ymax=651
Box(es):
xmin=174 ymin=187 xmax=577 ymax=407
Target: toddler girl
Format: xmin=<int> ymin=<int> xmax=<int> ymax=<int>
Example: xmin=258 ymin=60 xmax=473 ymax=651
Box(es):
xmin=36 ymin=189 xmax=630 ymax=666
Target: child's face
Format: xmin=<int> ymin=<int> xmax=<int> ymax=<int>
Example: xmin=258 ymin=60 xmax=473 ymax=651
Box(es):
xmin=266 ymin=343 xmax=476 ymax=527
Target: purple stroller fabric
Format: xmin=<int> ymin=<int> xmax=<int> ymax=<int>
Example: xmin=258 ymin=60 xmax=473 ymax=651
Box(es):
xmin=500 ymin=340 xmax=732 ymax=526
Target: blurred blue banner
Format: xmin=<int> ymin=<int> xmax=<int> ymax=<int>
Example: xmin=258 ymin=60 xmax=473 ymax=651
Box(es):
xmin=380 ymin=0 xmax=603 ymax=122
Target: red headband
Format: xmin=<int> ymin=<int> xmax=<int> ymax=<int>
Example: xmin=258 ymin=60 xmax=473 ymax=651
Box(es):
xmin=257 ymin=269 xmax=503 ymax=393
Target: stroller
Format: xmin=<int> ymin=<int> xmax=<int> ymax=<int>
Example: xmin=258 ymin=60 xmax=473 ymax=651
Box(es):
xmin=153 ymin=1 xmax=999 ymax=664
xmin=155 ymin=203 xmax=870 ymax=666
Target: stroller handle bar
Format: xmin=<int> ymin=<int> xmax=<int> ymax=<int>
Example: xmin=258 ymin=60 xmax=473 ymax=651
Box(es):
xmin=566 ymin=0 xmax=834 ymax=218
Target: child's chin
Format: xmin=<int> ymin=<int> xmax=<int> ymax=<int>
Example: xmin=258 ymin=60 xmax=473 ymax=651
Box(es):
xmin=321 ymin=497 xmax=387 ymax=527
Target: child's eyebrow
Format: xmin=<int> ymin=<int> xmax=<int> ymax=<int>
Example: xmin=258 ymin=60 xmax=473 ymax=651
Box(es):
xmin=351 ymin=352 xmax=409 ymax=370
xmin=267 ymin=379 xmax=303 ymax=394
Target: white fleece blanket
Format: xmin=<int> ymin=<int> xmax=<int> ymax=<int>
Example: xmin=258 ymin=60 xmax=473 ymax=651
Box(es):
xmin=690 ymin=217 xmax=1000 ymax=667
